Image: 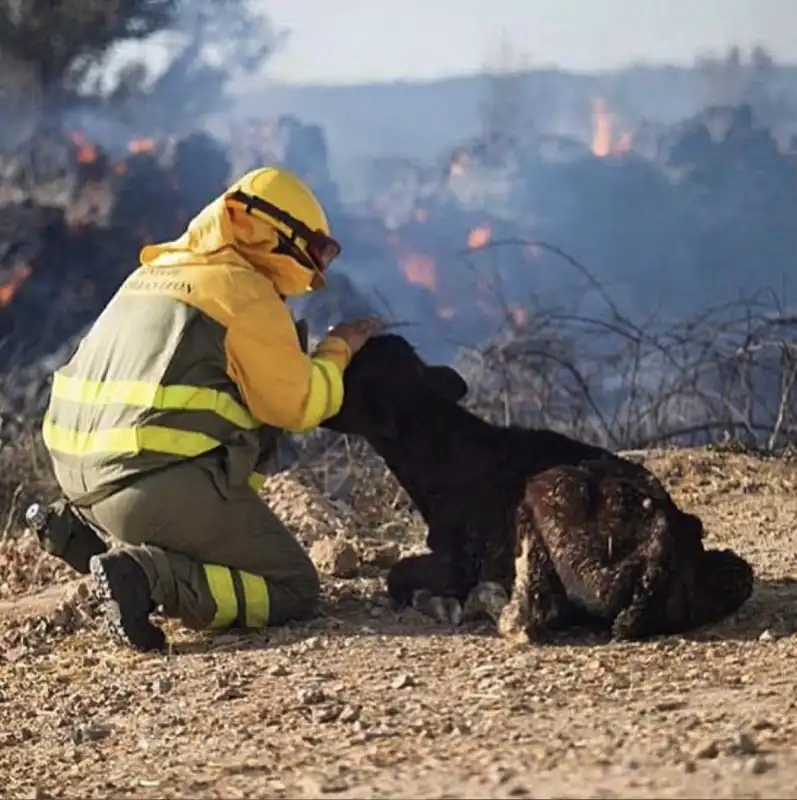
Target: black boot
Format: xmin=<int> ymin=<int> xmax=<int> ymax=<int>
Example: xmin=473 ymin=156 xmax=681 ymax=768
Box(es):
xmin=26 ymin=499 xmax=108 ymax=574
xmin=88 ymin=552 xmax=166 ymax=652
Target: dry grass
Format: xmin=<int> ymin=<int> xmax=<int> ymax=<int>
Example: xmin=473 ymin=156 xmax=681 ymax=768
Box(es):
xmin=0 ymin=424 xmax=58 ymax=539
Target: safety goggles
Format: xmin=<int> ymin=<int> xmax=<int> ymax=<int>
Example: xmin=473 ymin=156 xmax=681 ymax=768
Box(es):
xmin=228 ymin=189 xmax=342 ymax=277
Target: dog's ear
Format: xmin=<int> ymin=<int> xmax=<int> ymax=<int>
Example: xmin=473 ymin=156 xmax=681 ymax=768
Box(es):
xmin=426 ymin=366 xmax=468 ymax=403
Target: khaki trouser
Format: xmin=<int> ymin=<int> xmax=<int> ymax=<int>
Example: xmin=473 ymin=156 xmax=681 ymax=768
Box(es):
xmin=81 ymin=458 xmax=320 ymax=631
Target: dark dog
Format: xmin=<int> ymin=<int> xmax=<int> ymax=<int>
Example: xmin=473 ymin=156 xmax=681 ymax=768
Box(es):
xmin=323 ymin=334 xmax=754 ymax=641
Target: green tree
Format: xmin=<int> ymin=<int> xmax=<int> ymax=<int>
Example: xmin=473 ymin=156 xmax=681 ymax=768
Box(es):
xmin=108 ymin=0 xmax=287 ymax=133
xmin=0 ymin=0 xmax=178 ymax=98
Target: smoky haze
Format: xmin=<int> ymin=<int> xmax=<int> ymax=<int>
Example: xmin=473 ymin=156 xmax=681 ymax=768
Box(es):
xmin=1 ymin=2 xmax=796 ymax=450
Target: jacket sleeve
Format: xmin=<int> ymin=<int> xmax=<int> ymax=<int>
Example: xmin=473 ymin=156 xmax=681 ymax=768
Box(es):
xmin=224 ymin=290 xmax=352 ymax=433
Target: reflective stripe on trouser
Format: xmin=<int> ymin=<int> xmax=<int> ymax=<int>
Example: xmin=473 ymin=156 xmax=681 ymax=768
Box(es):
xmin=82 ymin=461 xmax=321 ymax=631
xmin=204 ymin=564 xmax=270 ymax=629
xmin=248 ymin=472 xmax=267 ymax=492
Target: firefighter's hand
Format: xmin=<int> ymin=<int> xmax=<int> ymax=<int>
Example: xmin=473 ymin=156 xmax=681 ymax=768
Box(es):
xmin=327 ymin=315 xmax=386 ymax=354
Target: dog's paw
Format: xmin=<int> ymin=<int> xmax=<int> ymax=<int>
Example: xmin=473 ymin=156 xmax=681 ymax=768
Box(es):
xmin=463 ymin=581 xmax=510 ymax=624
xmin=411 ymin=589 xmax=463 ymax=626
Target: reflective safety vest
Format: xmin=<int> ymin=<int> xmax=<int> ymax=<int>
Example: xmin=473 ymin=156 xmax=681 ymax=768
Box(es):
xmin=44 ymin=289 xmax=282 ymax=506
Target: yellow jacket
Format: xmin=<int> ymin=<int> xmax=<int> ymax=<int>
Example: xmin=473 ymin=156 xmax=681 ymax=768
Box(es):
xmin=134 ymin=192 xmax=351 ymax=433
xmin=43 ymin=189 xmax=350 ymax=505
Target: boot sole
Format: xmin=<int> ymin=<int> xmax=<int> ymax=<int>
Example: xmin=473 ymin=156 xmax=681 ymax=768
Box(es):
xmin=89 ymin=557 xmax=165 ymax=653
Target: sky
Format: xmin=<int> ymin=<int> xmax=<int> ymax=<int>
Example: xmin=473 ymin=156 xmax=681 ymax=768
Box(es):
xmin=258 ymin=0 xmax=797 ymax=84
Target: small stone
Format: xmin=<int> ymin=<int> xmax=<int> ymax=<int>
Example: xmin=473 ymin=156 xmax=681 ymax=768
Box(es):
xmin=311 ymin=705 xmax=341 ymax=723
xmin=758 ymin=629 xmax=775 ymax=642
xmin=338 ymin=705 xmax=360 ymax=723
xmin=152 ymin=677 xmax=172 ymax=694
xmin=213 ymin=686 xmax=244 ymax=702
xmin=694 ymin=739 xmax=719 ymax=760
xmin=268 ymin=664 xmax=288 ymax=677
xmin=369 ymin=606 xmax=383 ymax=618
xmin=297 ymin=687 xmax=326 ymax=706
xmin=391 ymin=673 xmax=415 ymax=690
xmin=298 ymin=774 xmax=348 ymax=795
xmin=72 ymin=723 xmax=112 ymax=744
xmin=310 ymin=538 xmax=359 ymax=578
xmin=370 ymin=542 xmax=401 ymax=569
xmin=682 ymin=760 xmax=697 ymax=773
xmin=50 ymin=606 xmax=74 ymax=628
xmin=728 ymin=732 xmax=758 ymax=756
xmin=747 ymin=755 xmax=773 ymax=775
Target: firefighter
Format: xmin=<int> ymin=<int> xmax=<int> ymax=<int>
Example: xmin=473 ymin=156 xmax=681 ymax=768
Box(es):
xmin=39 ymin=166 xmax=384 ymax=652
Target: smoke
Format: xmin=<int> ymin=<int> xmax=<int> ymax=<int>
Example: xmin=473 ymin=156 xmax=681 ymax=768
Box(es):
xmin=0 ymin=0 xmax=287 ymax=152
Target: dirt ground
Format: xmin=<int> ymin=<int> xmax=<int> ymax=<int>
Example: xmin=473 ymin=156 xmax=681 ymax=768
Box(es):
xmin=2 ymin=446 xmax=797 ymax=800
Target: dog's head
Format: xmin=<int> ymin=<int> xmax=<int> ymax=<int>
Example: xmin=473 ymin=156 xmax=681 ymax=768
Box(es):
xmin=323 ymin=334 xmax=468 ymax=441
xmin=689 ymin=547 xmax=755 ymax=628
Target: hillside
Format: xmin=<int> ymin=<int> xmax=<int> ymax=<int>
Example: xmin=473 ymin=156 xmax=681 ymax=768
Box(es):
xmin=1 ymin=446 xmax=797 ymax=798
xmin=236 ymin=63 xmax=797 ymax=166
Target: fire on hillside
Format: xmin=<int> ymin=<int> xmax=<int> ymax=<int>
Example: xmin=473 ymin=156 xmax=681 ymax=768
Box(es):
xmin=5 ymin=99 xmax=629 ymax=372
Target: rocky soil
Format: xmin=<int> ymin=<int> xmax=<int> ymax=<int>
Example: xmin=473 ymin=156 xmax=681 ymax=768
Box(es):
xmin=2 ymin=446 xmax=797 ymax=799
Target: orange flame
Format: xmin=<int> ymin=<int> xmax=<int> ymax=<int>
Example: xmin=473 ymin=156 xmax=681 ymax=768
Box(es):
xmin=398 ymin=253 xmax=438 ymax=292
xmin=128 ymin=138 xmax=156 ymax=154
xmin=387 ymin=232 xmax=439 ymax=293
xmin=68 ymin=131 xmax=98 ymax=164
xmin=0 ymin=264 xmax=32 ymax=307
xmin=468 ymin=224 xmax=492 ymax=249
xmin=590 ymin=98 xmax=632 ymax=158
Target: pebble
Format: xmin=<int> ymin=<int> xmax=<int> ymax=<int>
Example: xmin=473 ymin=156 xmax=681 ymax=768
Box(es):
xmin=311 ymin=705 xmax=341 ymax=723
xmin=747 ymin=755 xmax=773 ymax=775
xmin=391 ymin=673 xmax=415 ymax=690
xmin=310 ymin=538 xmax=359 ymax=578
xmin=71 ymin=723 xmax=112 ymax=745
xmin=338 ymin=704 xmax=361 ymax=723
xmin=369 ymin=542 xmax=401 ymax=569
xmin=693 ymin=739 xmax=719 ymax=760
xmin=727 ymin=732 xmax=758 ymax=756
xmin=297 ymin=687 xmax=326 ymax=706
xmin=152 ymin=677 xmax=172 ymax=695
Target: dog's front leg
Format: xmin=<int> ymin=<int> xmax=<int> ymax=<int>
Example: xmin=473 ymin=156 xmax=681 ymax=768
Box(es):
xmin=462 ymin=511 xmax=517 ymax=625
xmin=386 ymin=552 xmax=465 ymax=626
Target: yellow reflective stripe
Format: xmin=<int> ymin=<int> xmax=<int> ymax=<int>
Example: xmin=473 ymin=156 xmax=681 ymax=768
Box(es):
xmin=239 ymin=571 xmax=270 ymax=628
xmin=51 ymin=373 xmax=258 ymax=430
xmin=314 ymin=357 xmax=344 ymax=417
xmin=289 ymin=357 xmax=344 ymax=432
xmin=204 ymin=565 xmax=238 ymax=629
xmin=42 ymin=417 xmax=220 ymax=458
xmin=290 ymin=361 xmax=334 ymax=433
xmin=248 ymin=472 xmax=266 ymax=493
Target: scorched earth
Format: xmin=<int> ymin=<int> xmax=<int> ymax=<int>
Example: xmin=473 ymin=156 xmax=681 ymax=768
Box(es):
xmin=1 ymin=446 xmax=797 ymax=799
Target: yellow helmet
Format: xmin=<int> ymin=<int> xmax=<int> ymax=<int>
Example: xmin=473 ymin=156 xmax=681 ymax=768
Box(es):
xmin=226 ymin=166 xmax=341 ymax=288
